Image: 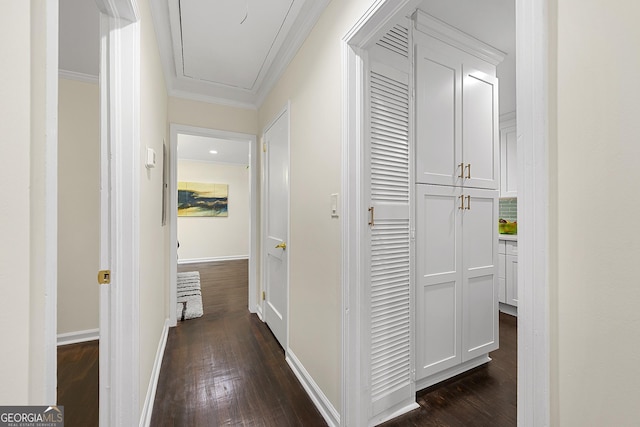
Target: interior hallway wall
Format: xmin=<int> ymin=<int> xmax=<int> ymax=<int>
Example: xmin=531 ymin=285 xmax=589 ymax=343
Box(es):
xmin=258 ymin=0 xmax=383 ymax=412
xmin=552 ymin=0 xmax=640 ymax=424
xmin=138 ymin=0 xmax=169 ymax=417
xmin=57 ymin=78 xmax=100 ymax=336
xmin=0 ymin=0 xmax=32 ymax=404
xmin=177 ymin=160 xmax=250 ymax=261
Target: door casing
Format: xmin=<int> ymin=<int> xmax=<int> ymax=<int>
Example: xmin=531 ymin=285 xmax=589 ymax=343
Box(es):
xmin=260 ymin=102 xmax=291 ymax=351
xmin=168 ymin=124 xmax=259 ymax=325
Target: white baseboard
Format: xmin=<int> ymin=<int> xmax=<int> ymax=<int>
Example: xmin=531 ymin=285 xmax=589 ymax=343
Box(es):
xmin=57 ymin=328 xmax=100 ymax=346
xmin=285 ymin=349 xmax=340 ymax=427
xmin=255 ymin=303 xmax=264 ymax=321
xmin=178 ymin=255 xmax=249 ymax=264
xmin=415 ymin=354 xmax=491 ymax=392
xmin=139 ymin=319 xmax=170 ymax=427
xmin=372 ymin=400 xmax=420 ymax=426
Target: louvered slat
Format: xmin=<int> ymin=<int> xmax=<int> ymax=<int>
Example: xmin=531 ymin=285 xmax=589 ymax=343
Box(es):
xmin=376 ymin=24 xmax=409 ymax=58
xmin=369 ymin=219 xmax=411 ymax=400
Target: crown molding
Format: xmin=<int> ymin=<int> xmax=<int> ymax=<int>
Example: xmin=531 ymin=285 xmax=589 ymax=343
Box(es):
xmin=255 ymin=0 xmax=331 ymax=108
xmin=59 ymin=69 xmax=99 ymax=84
xmin=414 ymin=9 xmax=506 ymax=66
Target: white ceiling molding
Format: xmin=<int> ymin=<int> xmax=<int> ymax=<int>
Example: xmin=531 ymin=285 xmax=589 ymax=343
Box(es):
xmin=150 ymin=0 xmax=330 ymax=109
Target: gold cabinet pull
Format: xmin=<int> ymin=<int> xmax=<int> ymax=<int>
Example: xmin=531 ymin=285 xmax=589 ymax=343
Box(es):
xmin=275 ymin=242 xmax=287 ymax=250
xmin=458 ymin=163 xmax=465 ymax=179
xmin=368 ymin=207 xmax=375 ymax=227
xmin=458 ymin=195 xmax=465 ymax=210
xmin=466 ymin=163 xmax=471 ymax=179
xmin=465 ymin=195 xmax=471 ymax=210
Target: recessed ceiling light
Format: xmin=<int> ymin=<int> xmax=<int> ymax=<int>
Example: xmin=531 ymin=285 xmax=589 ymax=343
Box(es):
xmin=209 ymin=150 xmax=218 ymax=154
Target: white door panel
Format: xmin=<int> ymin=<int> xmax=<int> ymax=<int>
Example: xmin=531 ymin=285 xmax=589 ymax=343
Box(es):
xmin=415 ymin=42 xmax=462 ymax=186
xmin=415 ymin=185 xmax=462 ymax=379
xmin=263 ymin=107 xmax=289 ymax=350
xmin=367 ymin=59 xmax=413 ymax=414
xmin=462 ymin=188 xmax=499 ymax=360
xmin=462 ymin=69 xmax=499 ymax=190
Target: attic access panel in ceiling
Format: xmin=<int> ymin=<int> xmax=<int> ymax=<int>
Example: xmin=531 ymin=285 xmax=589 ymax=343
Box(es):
xmin=179 ymin=0 xmax=295 ymax=91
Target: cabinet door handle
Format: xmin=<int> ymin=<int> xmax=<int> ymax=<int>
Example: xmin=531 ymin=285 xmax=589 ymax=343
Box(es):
xmin=458 ymin=163 xmax=465 ymax=179
xmin=466 ymin=163 xmax=471 ymax=179
xmin=368 ymin=206 xmax=374 ymax=227
xmin=458 ymin=195 xmax=465 ymax=210
xmin=465 ymin=195 xmax=471 ymax=210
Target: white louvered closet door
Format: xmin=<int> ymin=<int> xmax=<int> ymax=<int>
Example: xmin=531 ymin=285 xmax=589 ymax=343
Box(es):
xmin=366 ymin=56 xmax=412 ymax=416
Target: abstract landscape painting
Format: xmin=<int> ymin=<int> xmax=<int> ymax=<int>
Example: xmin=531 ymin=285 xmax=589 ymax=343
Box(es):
xmin=178 ymin=182 xmax=228 ymax=217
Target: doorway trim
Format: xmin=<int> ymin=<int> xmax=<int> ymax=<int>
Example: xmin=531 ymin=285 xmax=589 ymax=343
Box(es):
xmin=169 ymin=124 xmax=259 ymax=326
xmin=95 ymin=0 xmax=141 ymax=425
xmin=341 ymin=0 xmax=550 ymax=426
xmin=259 ymin=102 xmax=291 ymax=349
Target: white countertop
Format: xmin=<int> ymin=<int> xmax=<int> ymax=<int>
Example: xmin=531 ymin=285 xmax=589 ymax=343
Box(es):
xmin=499 ymin=234 xmax=518 ymax=241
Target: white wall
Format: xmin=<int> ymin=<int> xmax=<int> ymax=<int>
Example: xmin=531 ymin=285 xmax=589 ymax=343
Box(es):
xmin=169 ymin=97 xmax=258 ymax=135
xmin=178 ymin=160 xmax=250 ymax=261
xmin=57 ymin=78 xmax=100 ymax=335
xmin=258 ymin=0 xmax=377 ymax=412
xmin=138 ymin=0 xmax=169 ymax=417
xmin=0 ymin=0 xmax=32 ymax=404
xmin=553 ymin=0 xmax=640 ymax=425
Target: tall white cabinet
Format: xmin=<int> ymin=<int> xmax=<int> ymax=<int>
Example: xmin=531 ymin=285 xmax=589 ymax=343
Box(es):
xmin=413 ymin=11 xmax=503 ymax=387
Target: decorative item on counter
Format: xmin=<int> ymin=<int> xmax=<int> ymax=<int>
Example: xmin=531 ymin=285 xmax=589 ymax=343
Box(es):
xmin=499 ymin=218 xmax=517 ymax=234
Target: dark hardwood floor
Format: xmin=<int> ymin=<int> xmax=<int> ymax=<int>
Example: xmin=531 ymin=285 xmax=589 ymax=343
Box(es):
xmin=57 ymin=340 xmax=99 ymax=427
xmin=151 ymin=260 xmax=327 ymax=426
xmin=55 ymin=260 xmax=516 ymax=427
xmin=381 ymin=312 xmax=518 ymax=427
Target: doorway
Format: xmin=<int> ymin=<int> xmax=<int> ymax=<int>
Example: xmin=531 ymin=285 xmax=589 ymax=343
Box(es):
xmin=169 ymin=125 xmax=259 ymax=326
xmin=341 ymin=0 xmax=550 ymax=425
xmin=261 ymin=105 xmax=291 ymax=350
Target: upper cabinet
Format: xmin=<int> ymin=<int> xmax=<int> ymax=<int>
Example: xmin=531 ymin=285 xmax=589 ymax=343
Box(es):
xmin=414 ymin=11 xmax=504 ymax=190
xmin=500 ymin=113 xmax=518 ymax=197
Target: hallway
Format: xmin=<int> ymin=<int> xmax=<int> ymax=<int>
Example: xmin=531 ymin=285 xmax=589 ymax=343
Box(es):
xmin=151 ymin=260 xmax=327 ymax=426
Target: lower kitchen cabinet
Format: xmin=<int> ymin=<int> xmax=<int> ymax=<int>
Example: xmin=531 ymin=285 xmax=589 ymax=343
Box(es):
xmin=499 ymin=239 xmax=518 ymax=312
xmin=505 ymin=241 xmax=518 ymax=306
xmin=415 ymin=185 xmax=499 ymax=382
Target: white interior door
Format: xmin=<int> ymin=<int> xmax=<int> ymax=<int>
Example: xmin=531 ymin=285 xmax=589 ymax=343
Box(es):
xmin=263 ymin=107 xmax=290 ymax=350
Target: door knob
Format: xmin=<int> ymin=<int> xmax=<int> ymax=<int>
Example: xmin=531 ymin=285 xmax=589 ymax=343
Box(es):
xmin=275 ymin=242 xmax=287 ymax=250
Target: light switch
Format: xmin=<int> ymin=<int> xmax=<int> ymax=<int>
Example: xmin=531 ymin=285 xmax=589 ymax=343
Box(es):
xmin=145 ymin=147 xmax=156 ymax=169
xmin=330 ymin=193 xmax=339 ymax=218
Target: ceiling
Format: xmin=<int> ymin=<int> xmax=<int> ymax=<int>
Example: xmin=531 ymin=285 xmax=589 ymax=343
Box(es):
xmin=177 ymin=134 xmax=250 ymax=165
xmin=151 ymin=0 xmax=329 ymax=108
xmin=58 ymin=0 xmax=514 ymax=113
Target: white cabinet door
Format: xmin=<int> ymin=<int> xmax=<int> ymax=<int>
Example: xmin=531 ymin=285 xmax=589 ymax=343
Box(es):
xmin=415 ymin=34 xmax=499 ymax=191
xmin=462 ymin=69 xmax=499 ymax=190
xmin=506 ymin=242 xmax=518 ymax=306
xmin=415 ymin=42 xmax=462 ymax=187
xmin=415 ymin=185 xmax=463 ymax=379
xmin=500 ymin=121 xmax=518 ymax=197
xmin=462 ymin=188 xmax=499 ymax=361
xmin=416 ymin=185 xmax=498 ymax=377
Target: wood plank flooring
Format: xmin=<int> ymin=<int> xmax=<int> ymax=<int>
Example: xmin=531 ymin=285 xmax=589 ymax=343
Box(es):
xmin=57 ymin=340 xmax=99 ymax=426
xmin=151 ymin=260 xmax=327 ymax=426
xmin=381 ymin=312 xmax=518 ymax=427
xmin=56 ymin=259 xmax=516 ymax=427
